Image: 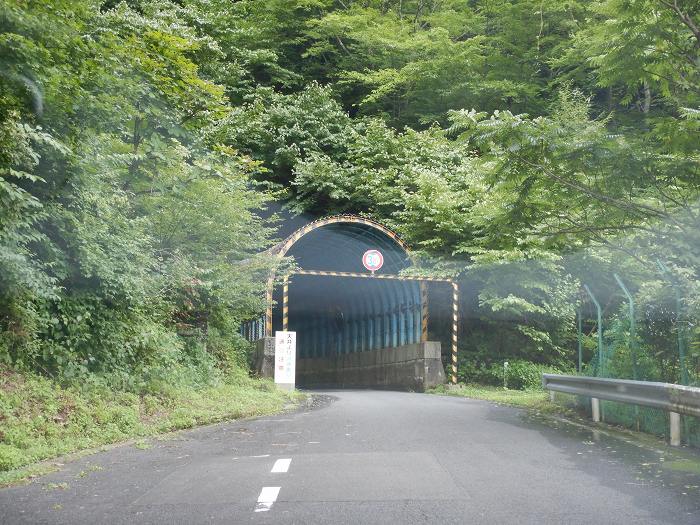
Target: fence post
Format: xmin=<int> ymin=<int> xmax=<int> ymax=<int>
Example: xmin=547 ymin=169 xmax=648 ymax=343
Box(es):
xmin=613 ymin=273 xmax=641 ymax=430
xmin=577 ymin=307 xmax=583 ymax=373
xmin=583 ymin=285 xmax=604 ymax=377
xmin=613 ymin=274 xmax=638 ymax=380
xmin=657 ymin=260 xmax=688 ymax=386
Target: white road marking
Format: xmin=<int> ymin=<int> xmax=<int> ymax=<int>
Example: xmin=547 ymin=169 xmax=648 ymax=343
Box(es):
xmin=252 ymin=454 xmax=270 ymax=458
xmin=308 ymin=441 xmax=320 ymax=444
xmin=254 ymin=486 xmax=280 ymax=512
xmin=271 ymin=458 xmax=292 ymax=473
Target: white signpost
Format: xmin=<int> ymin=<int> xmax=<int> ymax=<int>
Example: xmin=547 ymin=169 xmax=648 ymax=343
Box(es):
xmin=274 ymin=331 xmax=296 ymax=391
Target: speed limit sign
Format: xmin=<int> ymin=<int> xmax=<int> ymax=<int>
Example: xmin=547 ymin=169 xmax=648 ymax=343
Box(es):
xmin=362 ymin=249 xmax=384 ymax=273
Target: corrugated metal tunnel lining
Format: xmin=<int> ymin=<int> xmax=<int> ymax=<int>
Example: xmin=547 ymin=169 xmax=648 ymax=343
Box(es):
xmin=269 ymin=219 xmax=423 ymax=359
xmin=287 ymin=275 xmax=421 ymax=359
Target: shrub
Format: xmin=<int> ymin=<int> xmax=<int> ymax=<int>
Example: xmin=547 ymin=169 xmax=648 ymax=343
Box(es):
xmin=459 ymin=357 xmax=571 ymax=390
xmin=0 ymin=444 xmax=29 ymax=471
xmin=504 ymin=360 xmax=545 ymax=390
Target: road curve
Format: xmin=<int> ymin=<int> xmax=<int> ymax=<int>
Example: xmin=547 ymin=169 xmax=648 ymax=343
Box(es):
xmin=1 ymin=390 xmax=699 ymax=524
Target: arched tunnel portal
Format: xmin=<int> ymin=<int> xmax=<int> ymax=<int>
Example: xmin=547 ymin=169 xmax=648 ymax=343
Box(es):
xmin=246 ymin=216 xmax=451 ymax=391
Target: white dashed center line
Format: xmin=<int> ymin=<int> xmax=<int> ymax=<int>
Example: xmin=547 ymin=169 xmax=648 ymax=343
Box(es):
xmin=271 ymin=458 xmax=292 ymax=473
xmin=254 ymin=486 xmax=280 ymax=512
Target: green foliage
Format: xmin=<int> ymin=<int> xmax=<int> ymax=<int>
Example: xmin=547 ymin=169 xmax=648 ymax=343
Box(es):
xmin=1 ymin=0 xmax=699 ymax=438
xmin=458 ymin=358 xmax=570 ymax=390
xmin=302 ymin=0 xmax=591 ymax=126
xmin=556 ymin=0 xmax=699 ymax=114
xmin=505 ymin=360 xmax=560 ymax=390
xmin=0 ymin=0 xmax=277 ymax=381
xmin=0 ymin=366 xmax=300 ymax=478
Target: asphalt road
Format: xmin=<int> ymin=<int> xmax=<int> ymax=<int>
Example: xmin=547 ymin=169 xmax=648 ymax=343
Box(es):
xmin=2 ymin=390 xmax=700 ymax=524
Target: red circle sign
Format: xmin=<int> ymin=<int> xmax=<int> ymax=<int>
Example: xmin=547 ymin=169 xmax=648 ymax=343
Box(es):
xmin=362 ymin=249 xmax=384 ymax=272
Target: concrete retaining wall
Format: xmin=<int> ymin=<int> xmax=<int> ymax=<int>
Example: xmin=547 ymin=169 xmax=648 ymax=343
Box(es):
xmin=252 ymin=336 xmax=275 ymax=379
xmin=252 ymin=338 xmax=445 ymax=392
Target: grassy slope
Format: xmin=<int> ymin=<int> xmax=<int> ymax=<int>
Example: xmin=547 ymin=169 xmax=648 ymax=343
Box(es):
xmin=429 ymin=383 xmax=562 ymax=412
xmin=0 ymin=367 xmax=302 ymax=485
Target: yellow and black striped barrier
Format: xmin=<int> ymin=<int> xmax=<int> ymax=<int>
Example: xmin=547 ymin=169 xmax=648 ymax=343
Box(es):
xmin=282 ymin=275 xmax=289 ymax=331
xmin=451 ymin=281 xmax=459 ymax=384
xmin=290 ymin=269 xmax=453 ymax=283
xmin=420 ymin=283 xmax=429 ymax=343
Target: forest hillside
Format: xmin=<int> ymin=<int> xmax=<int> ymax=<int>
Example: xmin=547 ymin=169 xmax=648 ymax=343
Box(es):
xmin=1 ymin=0 xmax=699 ymax=472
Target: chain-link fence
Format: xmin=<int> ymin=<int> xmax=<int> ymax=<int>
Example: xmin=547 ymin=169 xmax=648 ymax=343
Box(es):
xmin=572 ymin=268 xmax=699 ymax=447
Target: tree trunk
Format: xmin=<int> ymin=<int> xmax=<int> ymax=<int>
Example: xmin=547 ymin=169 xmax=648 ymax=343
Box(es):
xmin=642 ymin=81 xmax=651 ymax=114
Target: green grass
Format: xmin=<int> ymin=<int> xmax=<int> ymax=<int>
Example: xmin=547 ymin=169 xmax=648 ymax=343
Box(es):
xmin=429 ymin=383 xmax=566 ymax=414
xmin=429 ymin=383 xmax=700 ymax=459
xmin=0 ymin=367 xmax=303 ymax=486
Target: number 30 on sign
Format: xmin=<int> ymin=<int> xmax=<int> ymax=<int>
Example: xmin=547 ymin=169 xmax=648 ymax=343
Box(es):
xmin=362 ymin=249 xmax=384 ymax=273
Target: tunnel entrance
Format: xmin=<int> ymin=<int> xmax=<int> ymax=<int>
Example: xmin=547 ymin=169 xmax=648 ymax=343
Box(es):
xmin=288 ymin=274 xmax=421 ymax=359
xmin=243 ymin=216 xmax=457 ymax=390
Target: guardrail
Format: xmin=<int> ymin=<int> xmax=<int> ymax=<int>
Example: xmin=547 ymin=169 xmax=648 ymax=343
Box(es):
xmin=542 ymin=374 xmax=700 ymax=446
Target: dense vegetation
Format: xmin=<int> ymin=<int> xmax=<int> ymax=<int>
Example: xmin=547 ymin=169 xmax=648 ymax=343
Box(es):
xmin=1 ymin=0 xmax=699 ymax=462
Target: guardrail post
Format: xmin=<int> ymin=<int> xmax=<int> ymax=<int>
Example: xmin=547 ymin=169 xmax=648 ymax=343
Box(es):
xmin=669 ymin=412 xmax=681 ymax=446
xmin=591 ymin=398 xmax=601 ymax=422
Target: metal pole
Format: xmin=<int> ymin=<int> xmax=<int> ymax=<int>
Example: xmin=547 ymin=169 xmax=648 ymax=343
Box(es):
xmin=613 ymin=274 xmax=638 ymax=380
xmin=451 ymin=281 xmax=459 ymax=385
xmin=613 ymin=273 xmax=640 ymax=429
xmin=282 ymin=275 xmax=289 ymax=331
xmin=657 ymin=260 xmax=688 ymax=385
xmin=583 ymin=284 xmax=604 ymax=377
xmin=674 ymin=286 xmax=688 ymax=385
xmin=577 ymin=307 xmax=583 ymax=373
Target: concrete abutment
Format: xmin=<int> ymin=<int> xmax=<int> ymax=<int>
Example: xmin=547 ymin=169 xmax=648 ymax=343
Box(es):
xmin=253 ymin=338 xmax=445 ymax=392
